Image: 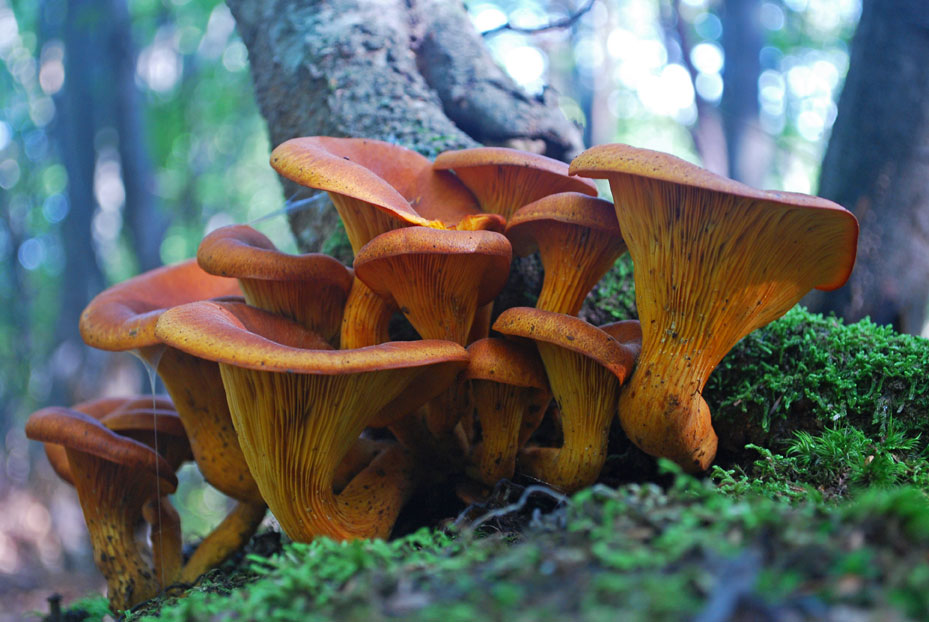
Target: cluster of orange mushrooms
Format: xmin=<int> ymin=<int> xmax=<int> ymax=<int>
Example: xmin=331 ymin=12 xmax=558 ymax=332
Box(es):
xmin=25 ymin=138 xmax=858 ymax=611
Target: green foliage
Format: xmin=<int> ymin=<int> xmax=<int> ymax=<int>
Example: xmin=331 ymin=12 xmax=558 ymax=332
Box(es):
xmin=707 ymin=306 xmax=929 ymax=451
xmin=713 ymin=421 xmax=929 ymax=501
xmin=50 ymin=594 xmax=110 ymax=622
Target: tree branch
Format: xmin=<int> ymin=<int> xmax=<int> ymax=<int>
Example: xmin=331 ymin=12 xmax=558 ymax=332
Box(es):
xmin=479 ymin=0 xmax=595 ymax=37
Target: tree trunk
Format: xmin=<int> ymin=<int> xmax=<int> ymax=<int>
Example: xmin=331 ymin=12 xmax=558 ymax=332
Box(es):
xmin=806 ymin=0 xmax=929 ymax=333
xmin=49 ymin=0 xmax=109 ymax=406
xmin=108 ymin=0 xmax=166 ymax=273
xmin=226 ymin=0 xmax=584 ymax=251
xmin=719 ymin=0 xmax=766 ymax=186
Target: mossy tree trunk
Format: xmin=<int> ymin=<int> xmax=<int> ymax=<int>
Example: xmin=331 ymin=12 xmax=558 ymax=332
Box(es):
xmin=806 ymin=0 xmax=929 ymax=334
xmin=225 ymin=0 xmax=584 ymax=251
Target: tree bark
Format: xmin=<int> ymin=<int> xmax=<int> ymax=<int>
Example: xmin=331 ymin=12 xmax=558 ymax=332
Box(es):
xmin=806 ymin=0 xmax=929 ymax=333
xmin=719 ymin=0 xmax=766 ymax=186
xmin=226 ymin=0 xmax=584 ymax=251
xmin=50 ymin=0 xmax=108 ymax=406
xmin=108 ymin=0 xmax=166 ymax=273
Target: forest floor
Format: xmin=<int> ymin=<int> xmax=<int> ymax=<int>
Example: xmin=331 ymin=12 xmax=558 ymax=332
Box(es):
xmin=32 ymin=290 xmax=929 ymax=621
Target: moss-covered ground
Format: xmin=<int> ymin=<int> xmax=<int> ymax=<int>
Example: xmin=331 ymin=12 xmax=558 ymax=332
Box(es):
xmin=54 ymin=260 xmax=929 ymax=621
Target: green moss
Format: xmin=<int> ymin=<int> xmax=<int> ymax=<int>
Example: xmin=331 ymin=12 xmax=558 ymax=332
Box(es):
xmin=581 ymin=254 xmax=637 ymax=324
xmin=707 ymin=306 xmax=929 ymax=452
xmin=108 ymin=472 xmax=929 ymax=621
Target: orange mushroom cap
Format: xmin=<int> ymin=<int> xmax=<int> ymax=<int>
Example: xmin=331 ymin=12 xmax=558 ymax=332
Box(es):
xmin=270 ymin=137 xmax=444 ymax=254
xmin=197 ymin=224 xmax=352 ymax=345
xmin=434 ymin=146 xmax=598 ymax=222
xmin=40 ymin=395 xmax=172 ymax=485
xmin=79 ymin=258 xmax=240 ymax=351
xmin=570 ymin=142 xmax=858 ymax=471
xmin=493 ymin=307 xmax=638 ymax=492
xmin=505 ymin=192 xmax=626 ymax=315
xmin=353 ymin=227 xmax=512 ymax=345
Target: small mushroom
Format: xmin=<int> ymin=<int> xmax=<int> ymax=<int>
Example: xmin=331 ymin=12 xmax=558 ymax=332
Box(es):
xmin=505 ymin=192 xmax=626 ymax=315
xmin=433 ymin=146 xmax=598 ymax=222
xmin=464 ymin=338 xmax=551 ymax=486
xmin=571 ymin=143 xmax=858 ymax=471
xmin=156 ymin=300 xmax=470 ymax=542
xmin=198 ymin=224 xmax=352 ymax=346
xmin=26 ymin=408 xmax=179 ymax=611
xmin=493 ymin=308 xmax=639 ymax=492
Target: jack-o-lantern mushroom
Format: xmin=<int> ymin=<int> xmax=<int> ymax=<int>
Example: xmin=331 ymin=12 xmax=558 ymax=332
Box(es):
xmin=26 ymin=408 xmax=179 ymax=611
xmin=156 ymin=300 xmax=470 ymax=542
xmin=354 ymin=227 xmax=511 ymax=445
xmin=78 ymin=259 xmax=269 ymax=581
xmin=570 ymin=143 xmax=858 ymax=472
xmin=35 ymin=397 xmax=191 ymax=590
xmin=493 ymin=308 xmax=639 ymax=493
xmin=505 ymin=192 xmax=626 ymax=315
xmin=433 ymin=146 xmax=599 ymax=222
xmin=464 ymin=338 xmax=551 ymax=486
xmin=198 ymin=224 xmax=352 ymax=347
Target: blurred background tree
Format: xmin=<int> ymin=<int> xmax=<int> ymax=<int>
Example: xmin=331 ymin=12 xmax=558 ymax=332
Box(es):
xmin=3 ymin=0 xmax=927 ymax=616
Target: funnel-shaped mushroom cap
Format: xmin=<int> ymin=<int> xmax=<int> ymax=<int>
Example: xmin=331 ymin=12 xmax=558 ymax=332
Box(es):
xmin=434 ymin=147 xmax=598 ymax=221
xmin=40 ymin=396 xmax=184 ymax=486
xmin=273 ymin=136 xmax=484 ymax=229
xmin=157 ymin=300 xmax=469 ymax=541
xmin=26 ymin=408 xmax=177 ymax=611
xmin=570 ymin=143 xmax=858 ymax=471
xmin=79 ymin=259 xmax=241 ymax=351
xmin=270 ymin=137 xmax=444 ymax=254
xmin=506 ymin=192 xmax=626 ymax=315
xmin=354 ymin=227 xmax=512 ymax=345
xmin=198 ymin=224 xmax=352 ymax=345
xmin=493 ymin=307 xmax=638 ymax=492
xmin=464 ymin=338 xmax=551 ymax=486
xmin=27 ymin=408 xmax=178 ymax=488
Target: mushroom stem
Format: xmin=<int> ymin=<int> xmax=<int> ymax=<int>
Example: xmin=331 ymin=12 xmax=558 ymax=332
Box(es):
xmin=336 ymin=445 xmax=419 ymax=538
xmin=472 ymin=383 xmax=536 ymax=485
xmin=220 ymin=363 xmax=426 ymax=541
xmin=466 ymin=301 xmax=494 ymax=344
xmin=179 ymin=500 xmax=267 ymax=585
xmin=143 ymin=497 xmax=183 ymax=589
xmin=149 ymin=345 xmax=263 ymax=504
xmin=340 ymin=277 xmax=394 ymax=349
xmin=533 ymin=225 xmax=623 ymax=315
xmin=618 ymin=350 xmax=718 ymax=473
xmin=237 ymin=277 xmax=346 ymax=347
xmin=66 ymin=449 xmax=165 ymax=611
xmin=520 ymin=344 xmax=618 ymax=492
